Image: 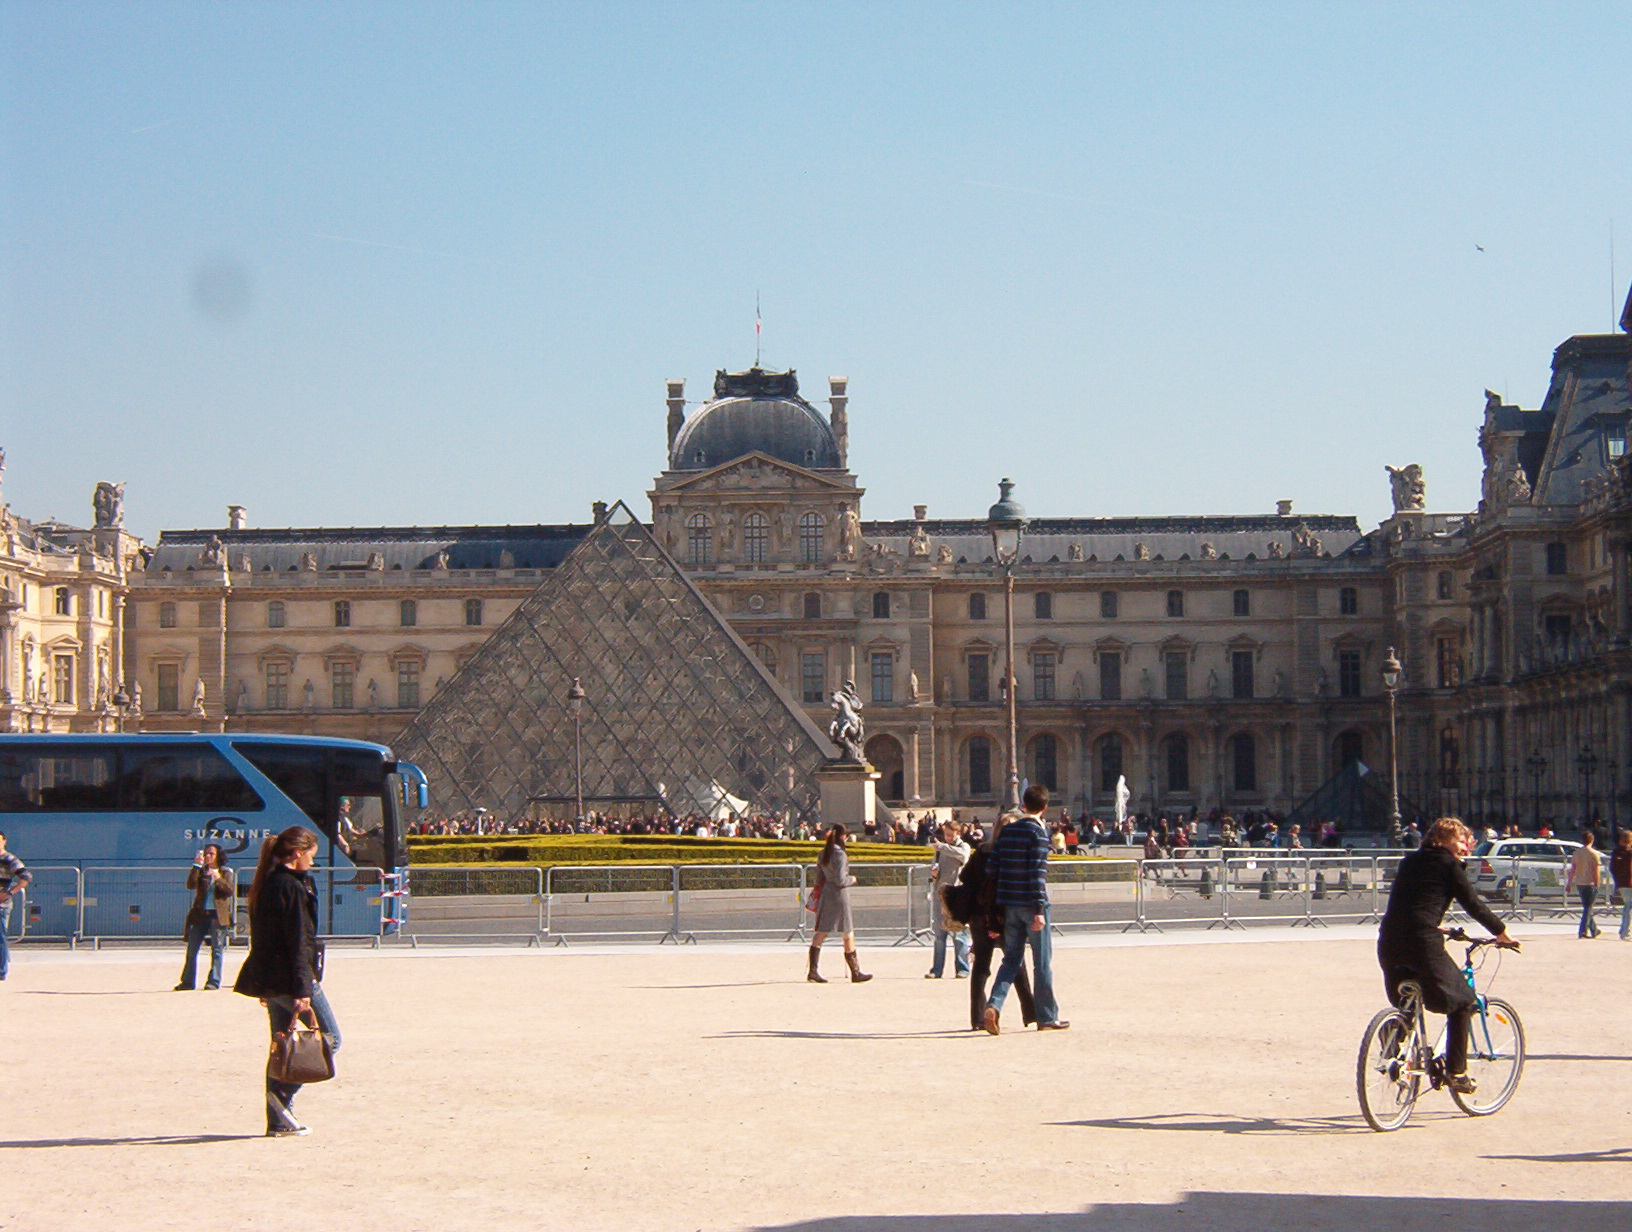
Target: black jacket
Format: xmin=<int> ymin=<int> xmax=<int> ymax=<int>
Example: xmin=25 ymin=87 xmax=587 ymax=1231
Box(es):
xmin=233 ymin=866 xmax=320 ymax=1000
xmin=959 ymin=842 xmax=1004 ymax=935
xmin=1379 ymin=845 xmax=1505 ymax=956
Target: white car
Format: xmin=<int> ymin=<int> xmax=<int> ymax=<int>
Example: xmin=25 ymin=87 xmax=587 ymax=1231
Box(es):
xmin=1468 ymin=838 xmax=1608 ymax=899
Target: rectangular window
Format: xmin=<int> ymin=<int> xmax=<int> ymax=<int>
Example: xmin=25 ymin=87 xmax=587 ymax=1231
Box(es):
xmin=1233 ymin=589 xmax=1250 ymax=617
xmin=1609 ymin=430 xmax=1626 ymax=459
xmin=803 ymin=592 xmax=821 ymax=620
xmin=1339 ymin=587 xmax=1358 ymax=616
xmin=872 ymin=591 xmax=890 ymax=619
xmin=53 ymin=654 xmax=74 ymax=704
xmin=1231 ymin=650 xmax=1254 ymax=699
xmin=690 ymin=517 xmax=713 ymax=566
xmin=799 ymin=515 xmax=822 ymax=564
xmin=1545 ymin=542 xmax=1568 ymax=575
xmin=1164 ymin=651 xmax=1187 ymax=700
xmin=397 ymin=659 xmax=421 ymax=710
xmin=743 ymin=515 xmax=768 ymax=563
xmin=1099 ymin=651 xmax=1121 ymax=700
xmin=1436 ymin=637 xmax=1459 ymax=689
xmin=55 ymin=587 xmax=72 ymax=616
xmin=400 ymin=599 xmax=417 ymax=627
xmin=1543 ymin=613 xmax=1571 ymax=646
xmin=968 ymin=653 xmax=990 ymax=703
xmin=1034 ymin=592 xmax=1053 ymax=620
xmin=1437 ymin=571 xmax=1453 ymax=601
xmin=969 ymin=739 xmax=992 ymax=797
xmin=1233 ymin=735 xmax=1257 ymax=792
xmin=870 ymin=651 xmax=893 ymax=704
xmin=1033 ymin=651 xmax=1056 ymax=701
xmin=801 ymin=653 xmax=825 ymax=705
xmin=1338 ymin=649 xmax=1362 ymax=698
xmin=1100 ymin=591 xmax=1118 ymax=619
xmin=267 ymin=601 xmax=285 ymax=629
xmin=1166 ymin=590 xmax=1184 ymax=618
xmin=158 ymin=602 xmax=177 ymax=629
xmin=968 ymin=593 xmax=986 ymax=621
xmin=331 ymin=661 xmax=355 ymax=709
xmin=265 ymin=661 xmax=290 ymax=710
xmin=464 ymin=598 xmax=483 ymax=626
xmin=156 ymin=663 xmax=180 ymax=712
xmin=334 ymin=600 xmax=351 ymax=628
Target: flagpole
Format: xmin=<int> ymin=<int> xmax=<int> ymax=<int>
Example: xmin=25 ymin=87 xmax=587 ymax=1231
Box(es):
xmin=755 ymin=291 xmax=761 ymax=367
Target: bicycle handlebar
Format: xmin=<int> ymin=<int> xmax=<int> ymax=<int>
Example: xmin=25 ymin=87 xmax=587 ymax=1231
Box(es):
xmin=1441 ymin=926 xmax=1520 ymax=951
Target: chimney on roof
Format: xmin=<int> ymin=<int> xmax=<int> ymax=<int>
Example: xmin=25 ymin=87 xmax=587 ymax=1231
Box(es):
xmin=914 ymin=505 xmax=927 ymax=520
xmin=592 ymin=500 xmax=608 ymax=522
xmin=1276 ymin=500 xmax=1294 ymax=517
xmin=829 ymin=377 xmax=849 ymax=468
xmin=666 ymin=380 xmax=686 ymax=450
xmin=228 ymin=505 xmax=247 ymax=530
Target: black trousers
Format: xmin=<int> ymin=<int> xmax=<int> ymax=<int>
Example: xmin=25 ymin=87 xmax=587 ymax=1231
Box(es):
xmin=1378 ymin=936 xmax=1474 ymax=1075
xmin=970 ymin=924 xmax=1034 ymax=1029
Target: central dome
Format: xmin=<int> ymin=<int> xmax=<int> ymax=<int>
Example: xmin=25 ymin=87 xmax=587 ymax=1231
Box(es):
xmin=668 ymin=368 xmax=842 ymax=472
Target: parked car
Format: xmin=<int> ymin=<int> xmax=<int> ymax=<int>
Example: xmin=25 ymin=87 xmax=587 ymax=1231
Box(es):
xmin=1467 ymin=838 xmax=1608 ymax=899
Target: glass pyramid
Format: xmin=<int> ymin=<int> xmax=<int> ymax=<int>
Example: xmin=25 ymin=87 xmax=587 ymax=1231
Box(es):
xmin=395 ymin=502 xmax=836 ymax=822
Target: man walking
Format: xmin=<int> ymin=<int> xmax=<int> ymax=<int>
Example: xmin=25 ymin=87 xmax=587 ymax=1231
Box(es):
xmin=0 ymin=832 xmax=32 ymax=982
xmin=982 ymin=785 xmax=1068 ymax=1034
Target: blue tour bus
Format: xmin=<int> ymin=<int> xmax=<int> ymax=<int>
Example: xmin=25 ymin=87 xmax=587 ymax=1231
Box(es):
xmin=0 ymin=734 xmax=428 ymax=940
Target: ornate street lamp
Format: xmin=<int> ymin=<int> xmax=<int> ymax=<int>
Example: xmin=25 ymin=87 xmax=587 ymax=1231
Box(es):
xmin=1382 ymin=647 xmax=1402 ymax=832
xmin=1525 ymin=751 xmax=1548 ymax=834
xmin=567 ymin=676 xmax=587 ymax=825
xmin=987 ymin=478 xmax=1027 ymax=812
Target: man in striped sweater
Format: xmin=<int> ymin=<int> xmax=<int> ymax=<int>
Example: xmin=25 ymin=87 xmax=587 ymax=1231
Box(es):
xmin=981 ymin=785 xmax=1069 ymax=1034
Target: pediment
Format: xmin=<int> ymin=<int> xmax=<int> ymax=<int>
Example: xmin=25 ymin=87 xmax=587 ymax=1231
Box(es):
xmin=660 ymin=452 xmax=858 ymax=495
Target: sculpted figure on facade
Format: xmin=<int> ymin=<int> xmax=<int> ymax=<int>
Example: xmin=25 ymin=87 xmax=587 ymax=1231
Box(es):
xmin=303 ymin=678 xmax=316 ymax=710
xmin=1067 ymin=543 xmax=1084 ymax=561
xmin=1206 ymin=668 xmax=1220 ymax=698
xmin=908 ymin=669 xmax=920 ymax=701
xmin=719 ymin=512 xmax=736 ymax=553
xmin=1140 ymin=667 xmax=1154 ymax=698
xmin=908 ymin=524 xmax=930 ymax=558
xmin=300 ymin=551 xmax=319 ymax=572
xmin=1291 ymin=523 xmax=1322 ymax=557
xmin=936 ymin=543 xmax=952 ymax=563
xmin=828 ymin=679 xmax=865 ymax=762
xmin=1386 ymin=464 xmax=1426 ymax=513
xmin=1267 ymin=540 xmax=1285 ymax=559
xmin=836 ymin=503 xmax=861 ymax=561
xmin=1199 ymin=542 xmax=1217 ymax=560
xmin=776 ymin=509 xmax=793 ymax=550
xmin=367 ymin=552 xmax=385 ymax=571
xmin=367 ymin=677 xmax=380 ymax=710
xmin=93 ymin=481 xmax=125 ymax=528
xmin=191 ymin=677 xmax=207 ymax=717
xmin=1134 ymin=541 xmax=1150 ymax=561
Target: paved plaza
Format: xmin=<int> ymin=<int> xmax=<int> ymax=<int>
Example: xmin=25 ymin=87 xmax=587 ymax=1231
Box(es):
xmin=1 ymin=926 xmax=1628 ymax=1231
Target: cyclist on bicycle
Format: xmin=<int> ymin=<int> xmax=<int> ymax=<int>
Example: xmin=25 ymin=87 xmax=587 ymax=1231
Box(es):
xmin=1378 ymin=817 xmax=1519 ymax=1094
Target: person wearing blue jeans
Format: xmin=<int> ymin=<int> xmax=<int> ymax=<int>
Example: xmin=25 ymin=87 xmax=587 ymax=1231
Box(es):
xmin=982 ymin=785 xmax=1068 ymax=1034
xmin=927 ymin=821 xmax=971 ymax=979
xmin=0 ymin=832 xmax=32 ymax=982
xmin=176 ymin=844 xmax=235 ymax=991
xmin=1566 ymin=831 xmax=1603 ymax=939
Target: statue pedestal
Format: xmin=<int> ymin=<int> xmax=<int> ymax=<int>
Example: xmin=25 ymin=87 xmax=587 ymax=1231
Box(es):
xmin=816 ymin=760 xmax=878 ymax=831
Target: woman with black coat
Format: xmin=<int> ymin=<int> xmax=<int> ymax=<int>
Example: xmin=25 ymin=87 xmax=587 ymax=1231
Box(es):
xmin=233 ymin=826 xmax=341 ymax=1136
xmin=961 ymin=814 xmax=1035 ymax=1031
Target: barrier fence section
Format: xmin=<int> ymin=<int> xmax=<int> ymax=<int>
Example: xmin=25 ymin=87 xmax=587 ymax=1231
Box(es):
xmin=676 ymin=863 xmax=806 ymax=941
xmin=1050 ymin=858 xmax=1140 ymax=932
xmin=404 ymin=865 xmax=544 ymax=944
xmin=1134 ymin=858 xmax=1229 ymax=932
xmin=4 ymin=866 xmax=82 ymax=943
xmin=545 ymin=864 xmax=677 ymax=942
xmin=76 ymin=866 xmax=387 ymax=944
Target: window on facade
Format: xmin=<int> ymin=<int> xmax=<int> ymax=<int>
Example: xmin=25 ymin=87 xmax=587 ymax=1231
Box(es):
xmin=968 ymin=736 xmax=993 ymax=796
xmin=397 ymin=659 xmax=421 ymax=710
xmin=1437 ymin=571 xmax=1453 ymax=601
xmin=968 ymin=593 xmax=986 ymax=621
xmin=1436 ymin=637 xmax=1460 ymax=689
xmin=802 ymin=592 xmax=821 ymax=620
xmin=754 ymin=643 xmax=777 ymax=677
xmin=265 ymin=661 xmax=290 ymax=710
xmin=1097 ymin=733 xmax=1123 ymax=793
xmin=1439 ymin=727 xmax=1460 ymax=787
xmin=53 ymin=654 xmax=74 ymax=704
xmin=870 ymin=651 xmax=893 ymax=704
xmin=334 ymin=600 xmax=351 ymax=628
xmin=1233 ymin=589 xmax=1250 ymax=617
xmin=400 ymin=599 xmax=417 ymax=627
xmin=158 ymin=602 xmax=177 ymax=629
xmin=1231 ymin=650 xmax=1254 ymax=699
xmin=1164 ymin=650 xmax=1187 ymax=699
xmin=798 ymin=512 xmax=823 ymax=563
xmin=331 ymin=661 xmax=356 ymax=709
xmin=687 ymin=513 xmax=711 ymax=565
xmin=1337 ymin=648 xmax=1362 ymax=698
xmin=156 ymin=663 xmax=180 ymax=711
xmin=1166 ymin=590 xmax=1184 ymax=618
xmin=1034 ymin=592 xmax=1053 ymax=620
xmin=1339 ymin=587 xmax=1358 ymax=616
xmin=54 ymin=587 xmax=71 ymax=616
xmin=1100 ymin=591 xmax=1118 ymax=619
xmin=464 ymin=598 xmax=483 ymax=626
xmin=267 ymin=600 xmax=286 ymax=629
xmin=801 ymin=652 xmax=825 ymax=704
xmin=1164 ymin=732 xmax=1190 ymax=793
xmin=1609 ymin=428 xmax=1627 ymax=459
xmin=1232 ymin=733 xmax=1257 ymax=792
xmin=1099 ymin=650 xmax=1121 ymax=700
xmin=743 ymin=512 xmax=768 ymax=563
xmin=1336 ymin=731 xmax=1365 ymax=767
xmin=872 ymin=591 xmax=890 ymax=619
xmin=1545 ymin=541 xmax=1568 ymax=575
xmin=1033 ymin=651 xmax=1056 ymax=701
xmin=968 ymin=653 xmax=990 ymax=703
xmin=1543 ymin=613 xmax=1571 ymax=646
xmin=1031 ymin=733 xmax=1059 ymax=791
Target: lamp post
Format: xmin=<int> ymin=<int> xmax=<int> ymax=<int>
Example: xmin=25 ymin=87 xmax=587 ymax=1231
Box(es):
xmin=566 ymin=676 xmax=586 ymax=825
xmin=987 ymin=478 xmax=1027 ymax=812
xmin=1525 ymin=752 xmax=1547 ymax=834
xmin=1382 ymin=648 xmax=1402 ymax=832
xmin=1577 ymin=744 xmax=1599 ymax=832
xmin=1608 ymin=758 xmax=1620 ymax=836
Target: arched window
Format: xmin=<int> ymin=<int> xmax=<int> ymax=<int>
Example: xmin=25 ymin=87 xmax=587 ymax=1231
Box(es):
xmin=968 ymin=736 xmax=993 ymax=797
xmin=968 ymin=593 xmax=987 ymax=621
xmin=687 ymin=513 xmax=711 ymax=565
xmin=799 ymin=513 xmax=823 ymax=563
xmin=1231 ymin=733 xmax=1256 ymax=792
xmin=743 ymin=512 xmax=769 ymax=563
xmin=1163 ymin=732 xmax=1190 ymax=793
xmin=1096 ymin=733 xmax=1123 ymax=793
xmin=1031 ymin=733 xmax=1059 ymax=791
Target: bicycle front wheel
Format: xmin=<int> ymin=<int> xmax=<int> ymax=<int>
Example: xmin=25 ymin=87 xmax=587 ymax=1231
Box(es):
xmin=1451 ymin=997 xmax=1525 ymax=1116
xmin=1357 ymin=1007 xmax=1420 ymax=1131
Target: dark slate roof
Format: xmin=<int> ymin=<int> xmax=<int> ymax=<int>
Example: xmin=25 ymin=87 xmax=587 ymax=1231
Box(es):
xmin=861 ymin=514 xmax=1369 ymax=562
xmin=1530 ymin=332 xmax=1632 ymax=506
xmin=149 ymin=524 xmax=589 ymax=573
xmin=668 ymin=368 xmax=841 ymax=472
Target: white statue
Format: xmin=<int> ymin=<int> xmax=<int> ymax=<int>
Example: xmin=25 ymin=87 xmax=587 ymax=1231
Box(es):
xmin=837 ymin=504 xmax=861 ymax=561
xmin=191 ymin=677 xmax=207 ymax=717
xmin=908 ymin=524 xmax=930 ymax=558
xmin=908 ymin=669 xmax=920 ymax=701
xmin=1386 ymin=464 xmax=1426 ymax=513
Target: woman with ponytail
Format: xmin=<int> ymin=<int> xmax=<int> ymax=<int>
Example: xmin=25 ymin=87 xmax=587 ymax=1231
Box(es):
xmin=233 ymin=826 xmax=341 ymax=1136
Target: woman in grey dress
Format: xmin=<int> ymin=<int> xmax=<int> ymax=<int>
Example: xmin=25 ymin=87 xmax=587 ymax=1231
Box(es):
xmin=808 ymin=825 xmax=872 ymax=983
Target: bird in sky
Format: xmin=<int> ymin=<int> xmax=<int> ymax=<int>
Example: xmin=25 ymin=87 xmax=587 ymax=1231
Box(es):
xmin=1475 ymin=244 xmax=1485 ymax=252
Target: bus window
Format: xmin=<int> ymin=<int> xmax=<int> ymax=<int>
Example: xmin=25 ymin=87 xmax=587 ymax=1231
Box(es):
xmin=233 ymin=743 xmax=326 ymax=825
xmin=121 ymin=743 xmax=263 ymax=812
xmin=0 ymin=746 xmax=118 ymax=811
xmin=338 ymin=794 xmax=386 ymax=866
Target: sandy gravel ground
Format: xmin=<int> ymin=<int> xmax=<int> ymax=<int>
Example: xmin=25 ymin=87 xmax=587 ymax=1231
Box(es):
xmin=1 ymin=925 xmax=1628 ymax=1232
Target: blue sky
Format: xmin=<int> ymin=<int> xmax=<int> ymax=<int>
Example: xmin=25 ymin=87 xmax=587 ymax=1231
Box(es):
xmin=2 ymin=1 xmax=1629 ymax=539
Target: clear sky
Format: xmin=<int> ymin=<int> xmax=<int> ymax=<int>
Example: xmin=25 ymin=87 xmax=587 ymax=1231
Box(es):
xmin=3 ymin=1 xmax=1629 ymax=541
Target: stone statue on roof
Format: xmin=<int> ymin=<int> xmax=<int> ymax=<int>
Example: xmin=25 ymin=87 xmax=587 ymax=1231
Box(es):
xmin=836 ymin=504 xmax=861 ymax=561
xmin=908 ymin=524 xmax=930 ymax=558
xmin=1386 ymin=464 xmax=1426 ymax=513
xmin=936 ymin=543 xmax=952 ymax=563
xmin=93 ymin=481 xmax=125 ymax=528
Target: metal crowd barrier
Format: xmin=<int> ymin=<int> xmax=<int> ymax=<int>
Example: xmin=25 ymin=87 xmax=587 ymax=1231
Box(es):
xmin=677 ymin=863 xmax=807 ymax=942
xmin=4 ymin=866 xmax=83 ymax=944
xmin=545 ymin=864 xmax=678 ymax=943
xmin=403 ymin=865 xmax=545 ymax=945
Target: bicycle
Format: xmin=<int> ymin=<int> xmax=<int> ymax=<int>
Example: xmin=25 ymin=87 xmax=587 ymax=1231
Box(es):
xmin=1356 ymin=927 xmax=1525 ymax=1132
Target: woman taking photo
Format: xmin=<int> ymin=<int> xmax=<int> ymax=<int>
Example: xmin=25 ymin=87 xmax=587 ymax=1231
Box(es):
xmin=807 ymin=824 xmax=871 ymax=983
xmin=233 ymin=826 xmax=341 ymax=1136
xmin=175 ymin=843 xmax=234 ymax=991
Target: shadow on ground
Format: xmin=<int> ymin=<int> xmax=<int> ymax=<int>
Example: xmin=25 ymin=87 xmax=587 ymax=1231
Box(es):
xmin=751 ymin=1192 xmax=1632 ymax=1232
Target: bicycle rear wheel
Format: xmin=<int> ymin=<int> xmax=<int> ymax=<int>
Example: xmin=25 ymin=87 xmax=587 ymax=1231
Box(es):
xmin=1451 ymin=997 xmax=1524 ymax=1116
xmin=1357 ymin=1007 xmax=1420 ymax=1131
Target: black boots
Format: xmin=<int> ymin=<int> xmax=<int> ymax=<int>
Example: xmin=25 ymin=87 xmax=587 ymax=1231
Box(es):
xmin=807 ymin=945 xmax=827 ymax=983
xmin=844 ymin=950 xmax=872 ymax=983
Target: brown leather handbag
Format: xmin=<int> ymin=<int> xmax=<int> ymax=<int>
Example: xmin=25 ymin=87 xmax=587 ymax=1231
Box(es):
xmin=268 ymin=1011 xmax=335 ymax=1084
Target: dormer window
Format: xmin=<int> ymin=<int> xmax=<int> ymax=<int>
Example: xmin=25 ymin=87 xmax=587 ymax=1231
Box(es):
xmin=804 ymin=448 xmax=816 ymax=466
xmin=694 ymin=449 xmax=707 ymax=466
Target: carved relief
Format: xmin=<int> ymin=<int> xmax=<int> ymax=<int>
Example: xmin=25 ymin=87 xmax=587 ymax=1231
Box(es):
xmin=1386 ymin=464 xmax=1426 ymax=512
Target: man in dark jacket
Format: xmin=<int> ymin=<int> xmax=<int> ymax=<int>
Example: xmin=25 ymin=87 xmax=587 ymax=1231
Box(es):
xmin=1378 ymin=817 xmax=1517 ymax=1092
xmin=981 ymin=784 xmax=1068 ymax=1034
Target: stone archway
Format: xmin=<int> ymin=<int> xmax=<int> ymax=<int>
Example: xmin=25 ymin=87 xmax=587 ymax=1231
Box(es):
xmin=865 ymin=734 xmax=906 ymax=803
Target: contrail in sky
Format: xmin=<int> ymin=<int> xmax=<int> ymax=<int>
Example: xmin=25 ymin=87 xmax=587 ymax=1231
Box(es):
xmin=130 ymin=118 xmax=181 ymax=134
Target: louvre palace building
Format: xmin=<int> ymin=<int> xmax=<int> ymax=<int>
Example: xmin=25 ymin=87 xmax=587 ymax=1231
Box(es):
xmin=5 ymin=286 xmax=1630 ymax=828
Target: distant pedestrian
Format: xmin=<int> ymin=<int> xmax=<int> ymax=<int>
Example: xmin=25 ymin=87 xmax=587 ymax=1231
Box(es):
xmin=0 ymin=832 xmax=31 ymax=982
xmin=926 ymin=822 xmax=971 ymax=979
xmin=176 ymin=843 xmax=236 ymax=991
xmin=807 ymin=825 xmax=871 ymax=984
xmin=981 ymin=784 xmax=1067 ymax=1034
xmin=1611 ymin=830 xmax=1632 ymax=941
xmin=961 ymin=815 xmax=1034 ymax=1031
xmin=1566 ymin=830 xmax=1603 ymax=939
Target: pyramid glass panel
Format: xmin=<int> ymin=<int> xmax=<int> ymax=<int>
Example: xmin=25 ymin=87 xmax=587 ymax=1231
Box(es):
xmin=395 ymin=503 xmax=836 ymax=821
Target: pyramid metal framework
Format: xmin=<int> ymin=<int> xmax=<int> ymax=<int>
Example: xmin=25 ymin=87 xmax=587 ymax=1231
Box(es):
xmin=395 ymin=503 xmax=837 ymax=822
